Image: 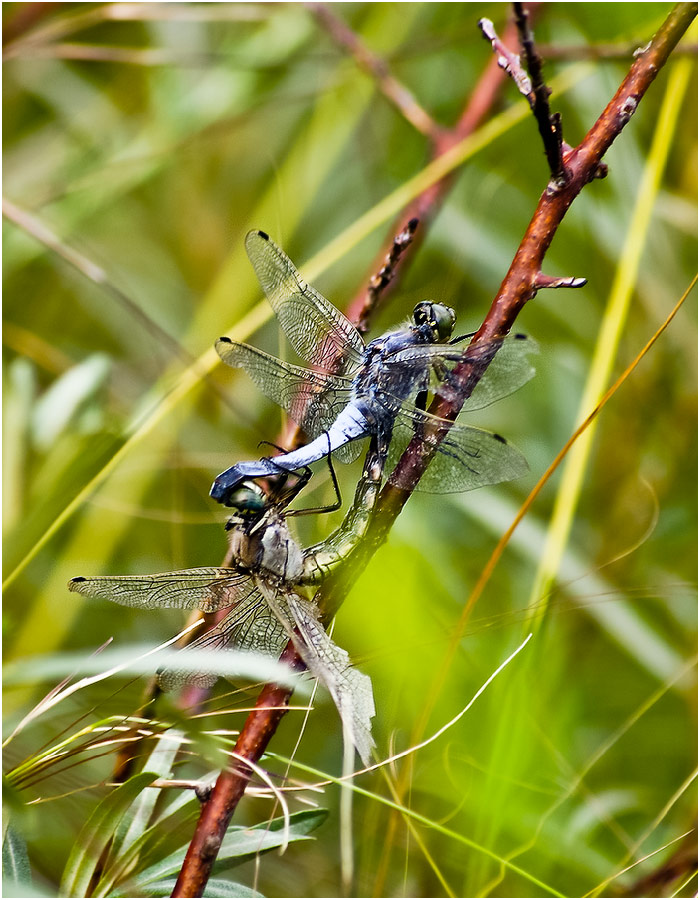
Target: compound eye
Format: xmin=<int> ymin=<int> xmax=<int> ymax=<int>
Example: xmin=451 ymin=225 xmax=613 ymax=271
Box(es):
xmin=412 ymin=301 xmax=431 ymax=326
xmin=431 ymin=304 xmax=456 ymax=341
xmin=227 ymin=483 xmax=266 ymax=514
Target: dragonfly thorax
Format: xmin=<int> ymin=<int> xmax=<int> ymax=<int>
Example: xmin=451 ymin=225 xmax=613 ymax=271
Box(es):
xmin=227 ymin=507 xmax=305 ymax=582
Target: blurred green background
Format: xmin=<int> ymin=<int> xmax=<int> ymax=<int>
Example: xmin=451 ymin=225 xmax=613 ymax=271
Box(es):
xmin=3 ymin=3 xmax=697 ymax=897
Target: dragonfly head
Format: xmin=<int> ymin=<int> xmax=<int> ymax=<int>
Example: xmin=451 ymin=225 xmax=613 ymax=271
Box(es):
xmin=412 ymin=302 xmax=456 ymax=343
xmin=224 ymin=481 xmax=267 ymax=524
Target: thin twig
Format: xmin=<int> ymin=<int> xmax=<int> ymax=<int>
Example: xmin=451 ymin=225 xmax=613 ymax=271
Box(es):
xmin=307 ymin=3 xmax=443 ymax=141
xmin=537 ymin=40 xmax=698 ymax=60
xmin=12 ymin=42 xmax=221 ymax=66
xmin=480 ymin=6 xmax=566 ymax=185
xmin=2 ymin=3 xmax=262 ymax=60
xmin=477 ymin=16 xmax=534 ymax=99
xmin=513 ymin=2 xmax=566 ymax=183
xmin=356 ymin=217 xmax=419 ymax=336
xmin=1 ymin=198 xmax=237 ymax=411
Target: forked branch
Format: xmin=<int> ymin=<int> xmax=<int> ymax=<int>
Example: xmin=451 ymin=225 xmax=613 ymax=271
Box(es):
xmin=323 ymin=0 xmax=697 ymax=605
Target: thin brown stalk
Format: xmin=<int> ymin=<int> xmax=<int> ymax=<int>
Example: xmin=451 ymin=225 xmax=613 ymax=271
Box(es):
xmin=307 ymin=3 xmax=443 ymax=141
xmin=2 ymin=3 xmax=262 ymax=60
xmin=0 ymin=198 xmax=214 ymax=390
xmin=512 ymin=1 xmax=566 ymax=182
xmin=356 ymin=217 xmax=419 ymax=336
xmin=538 ymin=40 xmax=698 ymax=61
xmin=17 ymin=43 xmax=219 ymax=67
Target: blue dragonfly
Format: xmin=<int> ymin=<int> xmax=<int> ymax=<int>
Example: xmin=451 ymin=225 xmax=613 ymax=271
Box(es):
xmin=211 ymin=230 xmax=537 ymax=505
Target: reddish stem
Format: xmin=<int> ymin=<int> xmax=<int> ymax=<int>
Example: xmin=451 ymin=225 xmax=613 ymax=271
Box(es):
xmin=367 ymin=2 xmax=697 ymax=539
xmin=172 ymin=643 xmax=307 ymax=897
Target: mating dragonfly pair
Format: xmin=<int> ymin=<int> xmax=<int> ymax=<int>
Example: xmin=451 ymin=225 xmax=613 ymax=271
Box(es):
xmin=70 ymin=230 xmax=537 ymax=763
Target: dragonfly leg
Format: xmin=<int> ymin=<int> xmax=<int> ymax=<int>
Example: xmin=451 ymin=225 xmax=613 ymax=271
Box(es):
xmin=287 ymin=433 xmax=342 ymax=516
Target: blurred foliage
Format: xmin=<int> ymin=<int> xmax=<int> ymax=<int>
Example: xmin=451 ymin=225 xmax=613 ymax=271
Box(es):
xmin=2 ymin=2 xmax=697 ymax=898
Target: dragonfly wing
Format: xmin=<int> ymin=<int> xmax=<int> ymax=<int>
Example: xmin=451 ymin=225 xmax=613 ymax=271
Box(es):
xmin=245 ymin=230 xmax=365 ymax=374
xmin=454 ymin=332 xmax=538 ymax=411
xmin=216 ymin=338 xmax=351 ymax=436
xmin=386 ymin=409 xmax=528 ymax=493
xmin=68 ymin=568 xmax=253 ymax=613
xmin=386 ymin=333 xmax=538 ymax=411
xmin=158 ymin=586 xmax=288 ymax=691
xmin=262 ymin=584 xmax=376 ymax=765
xmin=216 ymin=338 xmax=361 ymax=465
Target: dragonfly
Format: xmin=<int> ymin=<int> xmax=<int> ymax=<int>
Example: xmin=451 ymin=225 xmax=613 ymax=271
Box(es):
xmin=210 ymin=229 xmax=538 ymax=507
xmin=68 ymin=454 xmax=381 ymax=764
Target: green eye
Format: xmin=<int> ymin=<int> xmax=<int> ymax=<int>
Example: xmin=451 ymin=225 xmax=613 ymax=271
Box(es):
xmin=413 ymin=302 xmax=455 ymax=340
xmin=413 ymin=302 xmax=430 ymax=325
xmin=431 ymin=304 xmax=456 ymax=341
xmin=227 ymin=483 xmax=266 ymax=514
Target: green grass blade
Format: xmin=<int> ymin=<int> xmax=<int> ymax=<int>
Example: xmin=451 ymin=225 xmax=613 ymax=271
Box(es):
xmin=59 ymin=772 xmax=157 ymax=898
xmin=525 ymin=58 xmax=694 ymax=630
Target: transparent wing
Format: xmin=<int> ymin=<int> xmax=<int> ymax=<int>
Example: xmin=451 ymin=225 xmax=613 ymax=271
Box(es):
xmin=68 ymin=568 xmax=254 ymax=613
xmin=386 ymin=408 xmax=528 ymax=493
xmin=246 ymin=230 xmax=365 ymax=374
xmin=216 ymin=338 xmax=351 ymax=437
xmin=386 ymin=333 xmax=538 ymax=411
xmin=262 ymin=585 xmax=376 ymax=765
xmin=158 ymin=586 xmax=288 ymax=691
xmin=216 ymin=339 xmax=361 ymax=465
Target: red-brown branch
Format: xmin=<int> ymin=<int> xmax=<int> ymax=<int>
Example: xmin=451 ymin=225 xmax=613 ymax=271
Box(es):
xmin=172 ymin=4 xmax=695 ymax=896
xmin=172 ymin=643 xmax=307 ymax=897
xmin=320 ymin=0 xmax=697 ymax=607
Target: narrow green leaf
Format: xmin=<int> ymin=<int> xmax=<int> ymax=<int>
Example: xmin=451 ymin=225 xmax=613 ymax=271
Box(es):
xmin=59 ymin=772 xmax=158 ymax=898
xmin=113 ymin=732 xmax=184 ymax=856
xmin=116 ymin=877 xmax=265 ymax=898
xmin=95 ymin=733 xmax=187 ymax=897
xmin=135 ymin=808 xmax=328 ymax=886
xmin=2 ymin=825 xmax=31 ymax=885
xmin=30 ymin=353 xmax=110 ymax=451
